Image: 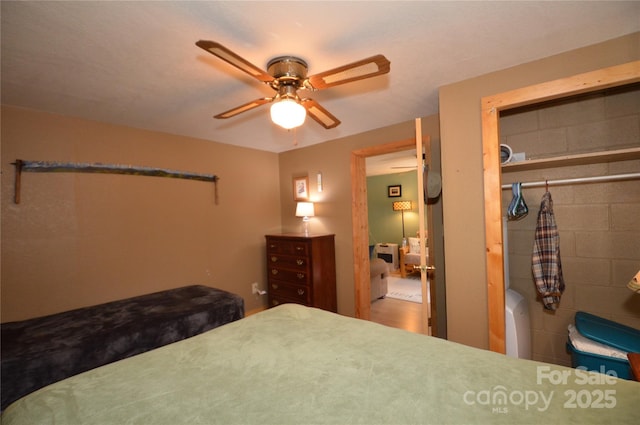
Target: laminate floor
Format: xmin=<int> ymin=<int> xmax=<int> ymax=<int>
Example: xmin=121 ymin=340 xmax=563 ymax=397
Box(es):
xmin=370 ymin=296 xmax=427 ymax=334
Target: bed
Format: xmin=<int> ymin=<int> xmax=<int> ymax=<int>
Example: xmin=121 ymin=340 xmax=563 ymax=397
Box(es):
xmin=1 ymin=285 xmax=244 ymax=411
xmin=2 ymin=304 xmax=638 ymax=424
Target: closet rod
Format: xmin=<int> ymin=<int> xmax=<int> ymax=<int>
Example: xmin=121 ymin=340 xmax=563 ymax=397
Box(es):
xmin=501 ymin=172 xmax=640 ymax=189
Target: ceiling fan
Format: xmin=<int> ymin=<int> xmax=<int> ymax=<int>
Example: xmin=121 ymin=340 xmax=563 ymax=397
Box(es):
xmin=195 ymin=41 xmax=390 ymax=130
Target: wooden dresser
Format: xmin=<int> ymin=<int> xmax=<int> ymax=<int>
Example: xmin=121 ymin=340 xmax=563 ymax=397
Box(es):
xmin=265 ymin=234 xmax=336 ymax=312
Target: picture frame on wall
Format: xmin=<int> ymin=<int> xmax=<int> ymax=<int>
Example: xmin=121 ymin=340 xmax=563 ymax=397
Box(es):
xmin=388 ymin=185 xmax=401 ymax=197
xmin=293 ymin=176 xmax=310 ymax=201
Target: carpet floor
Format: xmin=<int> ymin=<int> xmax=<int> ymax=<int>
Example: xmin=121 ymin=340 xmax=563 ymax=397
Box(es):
xmin=386 ymin=276 xmax=422 ymax=304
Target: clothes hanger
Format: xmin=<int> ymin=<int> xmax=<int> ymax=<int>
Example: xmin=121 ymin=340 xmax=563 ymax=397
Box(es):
xmin=507 ymin=182 xmax=528 ymax=221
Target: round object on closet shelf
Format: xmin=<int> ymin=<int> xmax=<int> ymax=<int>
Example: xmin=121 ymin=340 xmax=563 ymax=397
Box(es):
xmin=500 ymin=144 xmax=513 ymax=164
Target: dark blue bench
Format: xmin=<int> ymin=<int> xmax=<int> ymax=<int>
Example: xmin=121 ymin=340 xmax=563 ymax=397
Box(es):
xmin=1 ymin=285 xmax=244 ymax=410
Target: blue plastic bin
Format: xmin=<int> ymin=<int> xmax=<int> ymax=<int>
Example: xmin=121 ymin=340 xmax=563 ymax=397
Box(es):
xmin=567 ymin=311 xmax=640 ymax=380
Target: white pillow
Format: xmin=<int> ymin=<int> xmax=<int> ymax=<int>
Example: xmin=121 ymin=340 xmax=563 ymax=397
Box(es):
xmin=408 ymin=237 xmax=420 ymax=254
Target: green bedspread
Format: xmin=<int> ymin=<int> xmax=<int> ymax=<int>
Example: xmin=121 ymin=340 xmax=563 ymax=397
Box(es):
xmin=2 ymin=304 xmax=639 ymax=424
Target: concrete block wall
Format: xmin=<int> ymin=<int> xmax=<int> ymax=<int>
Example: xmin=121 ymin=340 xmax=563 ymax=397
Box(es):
xmin=499 ymin=84 xmax=640 ymax=366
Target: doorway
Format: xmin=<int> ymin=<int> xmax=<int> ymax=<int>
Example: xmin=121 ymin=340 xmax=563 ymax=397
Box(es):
xmin=366 ymin=151 xmax=423 ymax=333
xmin=351 ymin=125 xmax=445 ymax=337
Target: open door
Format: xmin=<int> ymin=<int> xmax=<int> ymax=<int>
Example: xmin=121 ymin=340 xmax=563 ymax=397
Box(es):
xmin=414 ymin=119 xmax=437 ymax=335
xmin=351 ymin=118 xmax=443 ymax=336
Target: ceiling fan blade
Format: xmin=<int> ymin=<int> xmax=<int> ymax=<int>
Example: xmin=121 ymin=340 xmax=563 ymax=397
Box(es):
xmin=305 ymin=55 xmax=390 ymax=90
xmin=301 ymin=99 xmax=340 ymax=129
xmin=196 ymin=40 xmax=274 ymax=84
xmin=214 ymin=98 xmax=272 ymax=119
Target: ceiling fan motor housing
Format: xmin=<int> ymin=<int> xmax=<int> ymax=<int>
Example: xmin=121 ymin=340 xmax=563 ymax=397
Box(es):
xmin=267 ymin=56 xmax=308 ymax=87
xmin=276 ymin=84 xmax=299 ymax=101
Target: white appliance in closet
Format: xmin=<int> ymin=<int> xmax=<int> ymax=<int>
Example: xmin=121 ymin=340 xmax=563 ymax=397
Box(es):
xmin=503 ymin=217 xmax=532 ymax=360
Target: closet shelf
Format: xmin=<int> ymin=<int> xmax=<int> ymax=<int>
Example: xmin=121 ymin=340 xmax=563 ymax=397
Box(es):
xmin=501 ymin=147 xmax=640 ymax=172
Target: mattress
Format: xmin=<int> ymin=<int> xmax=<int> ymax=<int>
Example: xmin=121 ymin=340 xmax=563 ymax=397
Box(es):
xmin=2 ymin=304 xmax=638 ymax=424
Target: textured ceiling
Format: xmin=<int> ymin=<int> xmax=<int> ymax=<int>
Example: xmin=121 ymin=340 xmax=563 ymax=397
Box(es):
xmin=2 ymin=1 xmax=639 ymax=154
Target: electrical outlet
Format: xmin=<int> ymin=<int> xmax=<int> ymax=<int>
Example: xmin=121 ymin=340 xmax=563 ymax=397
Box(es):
xmin=251 ymin=282 xmax=266 ymax=296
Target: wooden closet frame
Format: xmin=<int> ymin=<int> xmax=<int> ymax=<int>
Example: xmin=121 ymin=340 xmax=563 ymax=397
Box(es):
xmin=481 ymin=61 xmax=640 ymax=353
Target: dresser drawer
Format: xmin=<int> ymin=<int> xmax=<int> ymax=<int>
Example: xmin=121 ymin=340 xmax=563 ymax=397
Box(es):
xmin=266 ymin=239 xmax=309 ymax=256
xmin=268 ymin=280 xmax=311 ymax=304
xmin=267 ymin=254 xmax=308 ymax=270
xmin=265 ymin=234 xmax=336 ymax=312
xmin=268 ymin=267 xmax=309 ymax=283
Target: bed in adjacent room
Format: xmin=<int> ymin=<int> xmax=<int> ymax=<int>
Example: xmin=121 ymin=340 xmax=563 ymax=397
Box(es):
xmin=2 ymin=304 xmax=638 ymax=424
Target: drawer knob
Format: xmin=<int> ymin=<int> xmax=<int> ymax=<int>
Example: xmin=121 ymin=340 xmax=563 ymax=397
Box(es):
xmin=296 ymin=259 xmax=304 ymax=266
xmin=296 ymin=246 xmax=303 ymax=251
xmin=272 ymin=299 xmax=279 ymax=306
xmin=271 ymin=269 xmax=279 ymax=275
xmin=297 ymin=273 xmax=305 ymax=279
xmin=271 ymin=283 xmax=278 ymax=290
xmin=297 ymin=289 xmax=305 ymax=295
xmin=271 ymin=256 xmax=278 ymax=262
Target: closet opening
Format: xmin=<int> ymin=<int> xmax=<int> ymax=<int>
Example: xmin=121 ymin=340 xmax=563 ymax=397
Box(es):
xmin=481 ymin=61 xmax=640 ymax=356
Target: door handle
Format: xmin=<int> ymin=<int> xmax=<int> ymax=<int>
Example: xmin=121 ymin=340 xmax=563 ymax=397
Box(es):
xmin=413 ymin=265 xmax=435 ymax=272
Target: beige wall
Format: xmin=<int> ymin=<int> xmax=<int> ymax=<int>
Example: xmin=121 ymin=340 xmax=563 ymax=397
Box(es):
xmin=501 ymin=85 xmax=640 ymax=366
xmin=3 ymin=33 xmax=637 ymax=353
xmin=1 ymin=108 xmax=441 ymax=322
xmin=278 ymin=115 xmax=441 ymax=316
xmin=439 ymin=32 xmax=640 ymax=349
xmin=1 ymin=106 xmax=281 ymax=322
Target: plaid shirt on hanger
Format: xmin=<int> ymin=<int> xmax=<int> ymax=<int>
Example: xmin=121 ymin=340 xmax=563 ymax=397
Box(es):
xmin=531 ymin=191 xmax=565 ymax=310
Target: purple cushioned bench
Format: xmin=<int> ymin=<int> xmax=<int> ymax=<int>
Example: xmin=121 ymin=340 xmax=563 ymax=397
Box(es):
xmin=1 ymin=285 xmax=244 ymax=410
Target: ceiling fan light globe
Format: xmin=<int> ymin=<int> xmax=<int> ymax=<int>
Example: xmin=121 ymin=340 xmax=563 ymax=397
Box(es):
xmin=270 ymin=99 xmax=306 ymax=129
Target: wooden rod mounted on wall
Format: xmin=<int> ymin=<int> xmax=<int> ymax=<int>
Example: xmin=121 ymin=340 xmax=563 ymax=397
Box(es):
xmin=11 ymin=160 xmax=219 ymax=205
xmin=13 ymin=159 xmax=23 ymax=204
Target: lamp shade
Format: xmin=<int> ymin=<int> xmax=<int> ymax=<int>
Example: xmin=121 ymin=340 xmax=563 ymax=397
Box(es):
xmin=271 ymin=99 xmax=306 ymax=129
xmin=295 ymin=202 xmax=315 ymax=217
xmin=392 ymin=201 xmax=412 ymax=211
